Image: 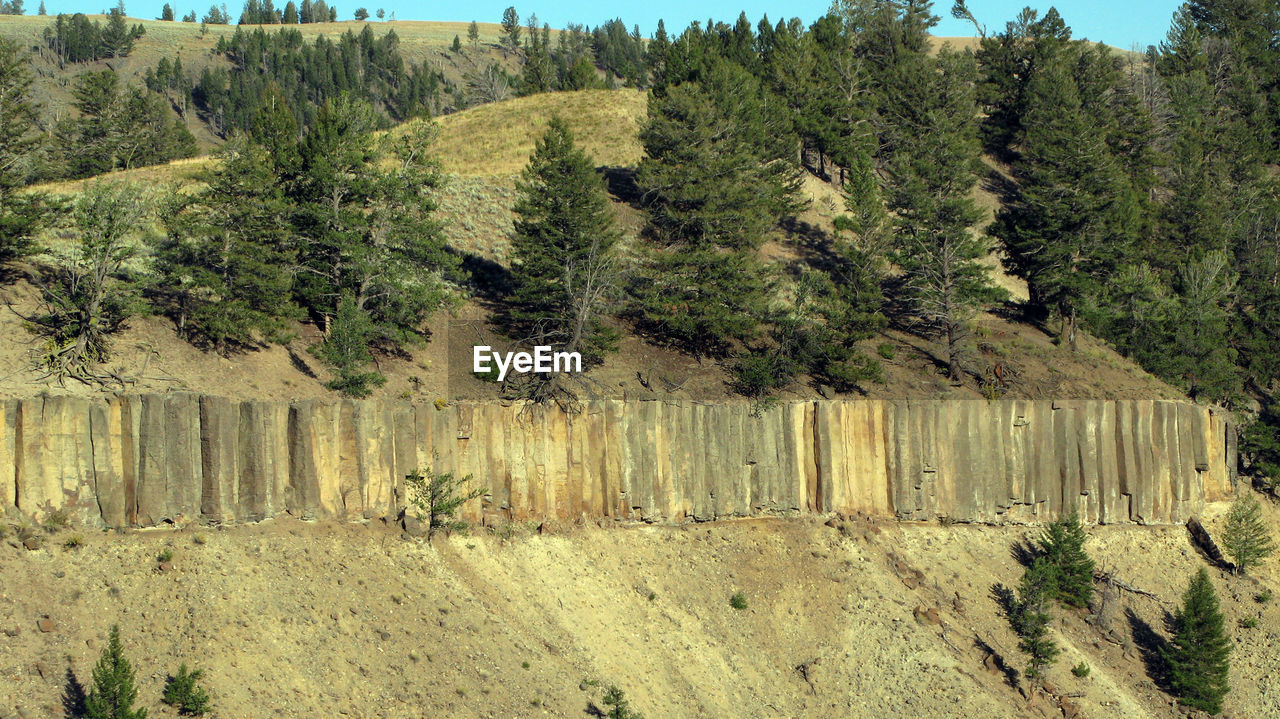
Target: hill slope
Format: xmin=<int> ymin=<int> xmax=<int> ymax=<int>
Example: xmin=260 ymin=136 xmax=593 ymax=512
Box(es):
xmin=4 ymin=89 xmax=1183 ymax=403
xmin=0 ymin=505 xmax=1277 ymax=717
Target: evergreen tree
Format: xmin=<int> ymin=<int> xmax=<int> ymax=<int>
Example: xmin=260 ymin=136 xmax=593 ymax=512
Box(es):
xmin=282 ymin=1 xmax=297 ymax=23
xmin=634 ymin=58 xmax=801 ymax=357
xmin=467 ymin=19 xmax=479 ymax=46
xmin=316 ymin=294 xmax=385 ymax=397
xmin=160 ymin=3 xmax=174 ymax=20
xmin=1163 ymin=568 xmax=1231 ymax=715
xmin=1015 ymin=558 xmax=1061 ymax=684
xmin=886 ymin=48 xmax=1004 ymax=379
xmin=1221 ymin=490 xmax=1275 ymax=574
xmin=290 ymin=97 xmax=455 ymax=348
xmin=500 ymin=6 xmax=520 ymax=56
xmin=1036 ymin=509 xmax=1095 ymax=608
xmin=991 ymin=47 xmax=1137 ymax=348
xmin=506 ymin=117 xmax=620 ymax=370
xmin=85 ymin=625 xmax=147 ymax=719
xmin=451 ymin=34 xmax=461 ymax=52
xmin=38 ymin=0 xmax=45 ymax=15
xmin=153 ymin=138 xmax=298 ymax=352
xmin=0 ymin=38 xmax=46 ymax=262
xmin=353 ymin=6 xmax=366 ymax=21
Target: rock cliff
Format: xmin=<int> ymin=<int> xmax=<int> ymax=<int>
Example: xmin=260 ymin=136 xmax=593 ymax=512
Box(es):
xmin=0 ymin=395 xmax=1235 ymax=528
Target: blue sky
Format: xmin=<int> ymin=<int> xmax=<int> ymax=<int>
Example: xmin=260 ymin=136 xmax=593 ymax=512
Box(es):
xmin=54 ymin=0 xmax=1185 ymax=50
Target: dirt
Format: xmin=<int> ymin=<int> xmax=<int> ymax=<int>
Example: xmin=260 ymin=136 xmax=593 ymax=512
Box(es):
xmin=1 ymin=501 xmax=1277 ymax=719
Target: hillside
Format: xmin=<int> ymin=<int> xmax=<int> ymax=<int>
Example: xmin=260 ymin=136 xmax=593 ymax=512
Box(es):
xmin=3 ymin=88 xmax=1185 ymax=403
xmin=1 ymin=504 xmax=1277 ymax=717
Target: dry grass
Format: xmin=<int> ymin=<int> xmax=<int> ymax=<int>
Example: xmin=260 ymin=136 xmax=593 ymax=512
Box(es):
xmin=417 ymin=89 xmax=648 ymax=177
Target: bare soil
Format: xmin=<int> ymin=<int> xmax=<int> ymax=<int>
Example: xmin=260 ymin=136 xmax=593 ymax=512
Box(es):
xmin=1 ymin=501 xmax=1276 ymax=718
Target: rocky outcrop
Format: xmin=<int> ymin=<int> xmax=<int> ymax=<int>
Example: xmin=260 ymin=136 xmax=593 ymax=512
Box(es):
xmin=0 ymin=395 xmax=1235 ymax=529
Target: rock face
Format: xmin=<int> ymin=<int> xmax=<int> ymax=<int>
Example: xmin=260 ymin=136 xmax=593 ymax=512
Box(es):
xmin=0 ymin=395 xmax=1235 ymax=528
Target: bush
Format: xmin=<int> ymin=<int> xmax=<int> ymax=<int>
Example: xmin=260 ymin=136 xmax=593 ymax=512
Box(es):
xmin=404 ymin=465 xmax=485 ymax=538
xmin=1254 ymin=589 xmax=1272 ymax=604
xmin=86 ymin=625 xmax=147 ymax=719
xmin=602 ymin=685 xmax=643 ymax=719
xmin=877 ymin=342 xmax=896 ymax=360
xmin=1222 ymin=491 xmax=1275 ymax=574
xmin=63 ymin=534 xmax=84 ymax=549
xmin=156 ymin=548 xmax=174 ymax=563
xmin=1071 ymin=661 xmax=1090 ymax=678
xmin=729 ymin=592 xmax=748 ymax=610
xmin=162 ymin=664 xmax=211 ymax=715
xmin=43 ymin=508 xmax=70 ymax=533
xmin=1237 ymin=616 xmax=1258 ymax=629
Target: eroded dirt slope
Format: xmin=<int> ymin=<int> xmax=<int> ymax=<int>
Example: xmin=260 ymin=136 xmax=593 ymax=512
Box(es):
xmin=1 ymin=502 xmax=1277 ymax=718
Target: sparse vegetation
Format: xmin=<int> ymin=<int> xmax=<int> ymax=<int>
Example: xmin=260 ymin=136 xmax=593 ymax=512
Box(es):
xmin=1254 ymin=589 xmax=1272 ymax=604
xmin=85 ymin=624 xmax=147 ymax=719
xmin=1071 ymin=661 xmax=1090 ymax=678
xmin=1222 ymin=491 xmax=1275 ymax=574
xmin=162 ymin=664 xmax=212 ymax=715
xmin=157 ymin=548 xmax=174 ymax=563
xmin=63 ymin=533 xmax=84 ymax=549
xmin=601 ymin=685 xmax=643 ymax=719
xmin=729 ymin=592 xmax=748 ymax=610
xmin=404 ymin=465 xmax=485 ymax=537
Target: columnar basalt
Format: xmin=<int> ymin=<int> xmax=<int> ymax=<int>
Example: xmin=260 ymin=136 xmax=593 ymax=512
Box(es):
xmin=0 ymin=395 xmax=1235 ymax=529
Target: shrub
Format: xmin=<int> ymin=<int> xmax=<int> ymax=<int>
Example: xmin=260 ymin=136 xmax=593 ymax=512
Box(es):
xmin=157 ymin=548 xmax=174 ymax=563
xmin=64 ymin=534 xmax=84 ymax=549
xmin=729 ymin=592 xmax=748 ymax=610
xmin=162 ymin=664 xmax=211 ymax=715
xmin=85 ymin=625 xmax=147 ymax=719
xmin=1254 ymin=589 xmax=1272 ymax=604
xmin=1221 ymin=491 xmax=1274 ymax=574
xmin=877 ymin=342 xmax=896 ymax=360
xmin=1237 ymin=616 xmax=1258 ymax=629
xmin=404 ymin=464 xmax=485 ymax=538
xmin=1071 ymin=661 xmax=1090 ymax=678
xmin=1162 ymin=568 xmax=1231 ymax=715
xmin=43 ymin=508 xmax=70 ymax=533
xmin=602 ymin=685 xmax=643 ymax=719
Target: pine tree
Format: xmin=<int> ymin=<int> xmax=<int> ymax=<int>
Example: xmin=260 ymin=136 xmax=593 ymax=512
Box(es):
xmin=316 ymin=294 xmax=385 ymax=397
xmin=160 ymin=3 xmax=174 ymax=20
xmin=990 ymin=46 xmax=1137 ymax=348
xmin=1163 ymin=568 xmax=1231 ymax=714
xmin=500 ymin=6 xmax=520 ymax=56
xmin=634 ymin=58 xmax=800 ymax=357
xmin=1036 ymin=509 xmax=1095 ymax=608
xmin=1015 ymin=558 xmax=1061 ymax=684
xmin=0 ymin=38 xmax=46 ymax=262
xmin=85 ymin=625 xmax=147 ymax=719
xmin=1221 ymin=490 xmax=1275 ymax=574
xmin=153 ymin=138 xmax=298 ymax=352
xmin=282 ymin=1 xmax=297 ymax=23
xmin=467 ymin=19 xmax=479 ymax=47
xmin=885 ymin=48 xmax=1005 ymax=378
xmin=507 ymin=117 xmax=620 ymax=371
xmin=451 ymin=34 xmax=461 ymax=53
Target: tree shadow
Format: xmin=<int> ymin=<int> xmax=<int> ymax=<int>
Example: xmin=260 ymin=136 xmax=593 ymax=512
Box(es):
xmin=1010 ymin=538 xmax=1041 ymax=568
xmin=973 ymin=634 xmax=1021 ymax=689
xmin=62 ymin=666 xmax=87 ymax=718
xmin=451 ymin=249 xmax=513 ymax=303
xmin=601 ymin=166 xmax=644 ymax=208
xmin=991 ymin=582 xmax=1018 ymax=620
xmin=1125 ymin=606 xmax=1174 ymax=693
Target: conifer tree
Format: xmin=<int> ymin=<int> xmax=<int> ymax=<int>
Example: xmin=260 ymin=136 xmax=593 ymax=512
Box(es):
xmin=282 ymin=1 xmax=297 ymax=23
xmin=160 ymin=3 xmax=174 ymax=20
xmin=451 ymin=34 xmax=461 ymax=53
xmin=467 ymin=19 xmax=479 ymax=47
xmin=634 ymin=58 xmax=801 ymax=357
xmin=1163 ymin=568 xmax=1231 ymax=715
xmin=500 ymin=6 xmax=520 ymax=56
xmin=316 ymin=294 xmax=385 ymax=397
xmin=153 ymin=138 xmax=298 ymax=352
xmin=1221 ymin=490 xmax=1275 ymax=574
xmin=507 ymin=117 xmax=620 ymax=369
xmin=0 ymin=38 xmax=46 ymax=262
xmin=85 ymin=625 xmax=147 ymax=719
xmin=1036 ymin=509 xmax=1095 ymax=608
xmin=1015 ymin=558 xmax=1061 ymax=684
xmin=885 ymin=48 xmax=1004 ymax=379
xmin=991 ymin=47 xmax=1137 ymax=348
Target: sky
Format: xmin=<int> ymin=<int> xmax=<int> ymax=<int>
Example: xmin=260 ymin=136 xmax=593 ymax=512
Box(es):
xmin=55 ymin=0 xmax=1186 ymax=51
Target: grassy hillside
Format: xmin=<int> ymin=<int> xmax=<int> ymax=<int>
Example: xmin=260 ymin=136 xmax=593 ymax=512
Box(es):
xmin=4 ymin=88 xmax=1184 ymax=404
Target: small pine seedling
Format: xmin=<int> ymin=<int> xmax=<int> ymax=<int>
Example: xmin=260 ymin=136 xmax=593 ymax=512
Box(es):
xmin=1071 ymin=661 xmax=1090 ymax=678
xmin=162 ymin=663 xmax=211 ymax=715
xmin=729 ymin=592 xmax=748 ymax=610
xmin=85 ymin=625 xmax=147 ymax=719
